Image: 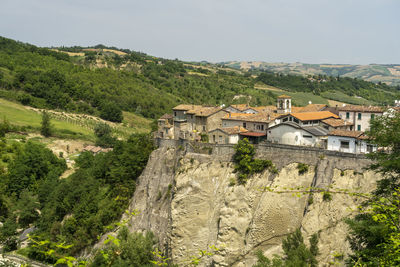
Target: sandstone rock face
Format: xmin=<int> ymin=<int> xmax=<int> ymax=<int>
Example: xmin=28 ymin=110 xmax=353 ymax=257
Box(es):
xmin=128 ymin=144 xmax=379 ymax=266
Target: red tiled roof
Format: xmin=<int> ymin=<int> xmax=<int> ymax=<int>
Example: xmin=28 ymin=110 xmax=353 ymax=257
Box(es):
xmin=290 ymin=111 xmax=339 ymax=121
xmin=328 ymin=130 xmax=364 ymax=138
xmin=338 ymin=105 xmax=383 ymax=113
xmin=321 ymin=118 xmax=353 ymax=127
xmin=240 ymin=132 xmax=266 ymax=137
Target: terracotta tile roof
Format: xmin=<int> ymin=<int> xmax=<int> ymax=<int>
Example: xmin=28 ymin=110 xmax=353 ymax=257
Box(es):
xmin=187 ymin=106 xmax=223 ymax=117
xmin=277 ymin=94 xmax=292 ymax=99
xmin=338 ymin=105 xmax=383 ymax=113
xmin=223 ymin=112 xmax=278 ymax=123
xmin=290 ymin=111 xmax=339 ymax=121
xmin=328 ymin=129 xmax=365 ymax=138
xmin=240 ymin=131 xmax=267 ymax=137
xmin=321 ymin=118 xmax=353 ymax=127
xmin=298 ymin=104 xmax=328 ymax=112
xmin=211 ymin=126 xmax=248 ymax=135
xmin=229 ymin=104 xmax=251 ymax=111
xmin=172 ymin=104 xmax=203 ymax=111
xmin=159 ymin=113 xmax=173 ymax=120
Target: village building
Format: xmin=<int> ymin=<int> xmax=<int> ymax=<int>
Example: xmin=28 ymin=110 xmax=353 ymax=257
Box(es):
xmin=320 ymin=118 xmax=353 ymax=131
xmin=208 ymin=126 xmax=248 ymax=144
xmin=172 ymin=104 xmax=228 ymax=140
xmin=327 ymin=129 xmax=376 ymax=154
xmin=267 ymin=122 xmax=328 ymax=147
xmin=278 ymin=111 xmax=339 ymax=127
xmin=157 ymin=113 xmax=174 ymax=139
xmin=337 ymin=105 xmax=383 ymax=131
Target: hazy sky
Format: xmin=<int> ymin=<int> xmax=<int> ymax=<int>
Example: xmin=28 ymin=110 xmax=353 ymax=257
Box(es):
xmin=1 ymin=0 xmax=399 ymax=64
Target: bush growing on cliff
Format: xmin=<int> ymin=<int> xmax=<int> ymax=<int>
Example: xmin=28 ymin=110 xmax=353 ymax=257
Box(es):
xmin=297 ymin=163 xmax=309 ymax=175
xmin=233 ymin=138 xmax=276 ymax=184
xmin=345 ymin=112 xmax=400 ymax=266
xmin=253 ymin=228 xmax=319 ymax=267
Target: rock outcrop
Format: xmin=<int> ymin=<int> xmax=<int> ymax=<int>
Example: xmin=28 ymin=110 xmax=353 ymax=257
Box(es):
xmin=127 ymin=142 xmax=379 ymax=266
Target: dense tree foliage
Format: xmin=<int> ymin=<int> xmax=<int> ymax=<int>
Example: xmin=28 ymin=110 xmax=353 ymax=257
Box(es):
xmin=0 ymin=134 xmax=154 ymax=261
xmin=256 ymin=72 xmax=398 ymax=105
xmin=40 ymin=110 xmax=52 ymax=137
xmin=346 ymin=112 xmax=400 ymax=266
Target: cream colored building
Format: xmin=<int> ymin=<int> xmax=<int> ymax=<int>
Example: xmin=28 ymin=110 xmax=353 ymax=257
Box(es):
xmin=338 ymin=105 xmax=383 ymax=132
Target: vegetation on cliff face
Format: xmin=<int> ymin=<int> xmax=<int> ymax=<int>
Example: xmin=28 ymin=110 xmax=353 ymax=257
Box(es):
xmin=0 ymin=134 xmax=154 ymax=263
xmin=233 ymin=138 xmax=277 ymax=184
xmin=346 ymin=112 xmax=400 ymax=266
xmin=253 ymin=229 xmax=319 ymax=267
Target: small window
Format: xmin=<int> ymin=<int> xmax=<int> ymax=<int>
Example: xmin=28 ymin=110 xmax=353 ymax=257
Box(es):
xmin=358 ymin=113 xmax=362 ymax=120
xmin=203 ymin=126 xmax=206 ymax=131
xmin=174 ymin=111 xmax=177 ymax=117
xmin=371 ymin=114 xmax=375 ymax=120
xmin=357 ymin=125 xmax=361 ymax=131
xmin=346 ymin=112 xmax=350 ymax=119
xmin=283 ymin=118 xmax=288 ymax=122
xmin=294 ymin=118 xmax=299 ymax=124
xmin=289 ymin=117 xmax=293 ymax=121
xmin=243 ymin=122 xmax=247 ymax=128
xmin=261 ymin=125 xmax=264 ymax=130
xmin=303 ymin=135 xmax=313 ymax=138
xmin=340 ymin=141 xmax=350 ymax=149
xmin=213 ymin=135 xmax=216 ymax=142
xmin=219 ymin=135 xmax=223 ymax=142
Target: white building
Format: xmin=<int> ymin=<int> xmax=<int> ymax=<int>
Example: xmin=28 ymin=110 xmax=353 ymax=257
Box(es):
xmin=267 ymin=122 xmax=328 ymax=147
xmin=327 ymin=130 xmax=376 ymax=154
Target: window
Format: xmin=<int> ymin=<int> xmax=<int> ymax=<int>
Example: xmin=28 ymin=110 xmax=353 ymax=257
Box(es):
xmin=213 ymin=135 xmax=216 ymax=142
xmin=203 ymin=126 xmax=206 ymax=131
xmin=261 ymin=125 xmax=264 ymax=130
xmin=174 ymin=111 xmax=177 ymax=117
xmin=219 ymin=135 xmax=223 ymax=143
xmin=294 ymin=118 xmax=299 ymax=124
xmin=340 ymin=141 xmax=350 ymax=149
xmin=283 ymin=117 xmax=288 ymax=122
xmin=303 ymin=135 xmax=313 ymax=138
xmin=243 ymin=122 xmax=247 ymax=128
xmin=357 ymin=125 xmax=361 ymax=131
xmin=289 ymin=117 xmax=293 ymax=121
xmin=371 ymin=114 xmax=375 ymax=120
xmin=346 ymin=112 xmax=350 ymax=119
xmin=358 ymin=113 xmax=362 ymax=120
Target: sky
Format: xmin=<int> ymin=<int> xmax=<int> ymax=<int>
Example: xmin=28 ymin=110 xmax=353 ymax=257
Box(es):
xmin=0 ymin=0 xmax=399 ymax=64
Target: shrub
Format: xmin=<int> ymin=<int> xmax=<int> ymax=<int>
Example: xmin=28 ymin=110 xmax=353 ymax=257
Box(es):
xmin=297 ymin=163 xmax=309 ymax=175
xmin=322 ymin=191 xmax=332 ymax=202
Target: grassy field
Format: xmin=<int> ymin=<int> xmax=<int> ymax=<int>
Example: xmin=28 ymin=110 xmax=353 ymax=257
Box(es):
xmin=0 ymin=98 xmax=153 ymax=141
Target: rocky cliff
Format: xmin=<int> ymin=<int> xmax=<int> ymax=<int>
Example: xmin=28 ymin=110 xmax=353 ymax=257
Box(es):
xmin=127 ymin=141 xmax=379 ymax=266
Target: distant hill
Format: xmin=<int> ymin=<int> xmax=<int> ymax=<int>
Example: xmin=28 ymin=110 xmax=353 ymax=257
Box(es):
xmin=0 ymin=36 xmax=399 ymax=123
xmin=221 ymin=61 xmax=400 ymax=86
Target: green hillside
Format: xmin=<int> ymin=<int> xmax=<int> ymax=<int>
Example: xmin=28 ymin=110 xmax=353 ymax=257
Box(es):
xmin=222 ymin=61 xmax=400 ymax=87
xmin=0 ymin=36 xmax=399 ymax=124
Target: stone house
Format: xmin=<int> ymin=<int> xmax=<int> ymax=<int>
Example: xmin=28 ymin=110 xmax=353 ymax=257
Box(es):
xmin=208 ymin=126 xmax=248 ymax=144
xmin=157 ymin=113 xmax=174 ymax=139
xmin=337 ymin=105 xmax=383 ymax=132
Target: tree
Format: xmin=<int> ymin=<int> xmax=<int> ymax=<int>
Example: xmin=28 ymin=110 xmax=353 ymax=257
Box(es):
xmin=99 ymin=101 xmax=123 ymax=123
xmin=346 ymin=112 xmax=400 ymax=265
xmin=94 ymin=123 xmax=115 ymax=148
xmin=40 ymin=110 xmax=52 ymax=137
xmin=253 ymin=229 xmax=319 ymax=267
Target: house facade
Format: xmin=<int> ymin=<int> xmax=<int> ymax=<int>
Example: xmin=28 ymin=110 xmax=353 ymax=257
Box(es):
xmin=327 ymin=130 xmax=376 ymax=154
xmin=338 ymin=105 xmax=383 ymax=132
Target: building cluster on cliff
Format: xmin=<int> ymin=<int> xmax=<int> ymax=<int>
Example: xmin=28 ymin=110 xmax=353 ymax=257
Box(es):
xmin=157 ymin=95 xmax=399 ymax=154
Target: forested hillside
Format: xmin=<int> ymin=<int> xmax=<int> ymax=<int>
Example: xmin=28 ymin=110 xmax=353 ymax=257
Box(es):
xmin=1 ymin=36 xmax=399 ymax=124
